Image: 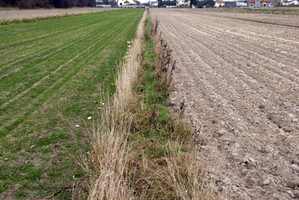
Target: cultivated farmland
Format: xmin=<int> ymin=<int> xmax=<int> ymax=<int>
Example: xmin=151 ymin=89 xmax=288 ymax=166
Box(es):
xmin=0 ymin=9 xmax=144 ymax=199
xmin=150 ymin=9 xmax=299 ymax=199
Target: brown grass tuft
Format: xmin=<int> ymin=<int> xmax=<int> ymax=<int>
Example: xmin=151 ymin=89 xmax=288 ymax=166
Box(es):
xmin=83 ymin=10 xmax=147 ymax=200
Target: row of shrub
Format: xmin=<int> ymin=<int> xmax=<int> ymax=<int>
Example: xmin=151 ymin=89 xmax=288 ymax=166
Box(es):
xmin=0 ymin=0 xmax=95 ymax=8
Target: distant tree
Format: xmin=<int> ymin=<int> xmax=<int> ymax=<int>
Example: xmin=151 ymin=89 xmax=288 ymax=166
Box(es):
xmin=208 ymin=0 xmax=214 ymax=7
xmin=53 ymin=0 xmax=63 ymax=7
xmin=0 ymin=0 xmax=83 ymax=8
xmin=111 ymin=0 xmax=117 ymax=6
xmin=63 ymin=0 xmax=72 ymax=7
xmin=203 ymin=0 xmax=214 ymax=7
xmin=197 ymin=1 xmax=203 ymax=7
xmin=1 ymin=0 xmax=19 ymax=7
xmin=36 ymin=0 xmax=50 ymax=7
xmin=190 ymin=0 xmax=203 ymax=8
xmin=102 ymin=0 xmax=109 ymax=4
xmin=158 ymin=0 xmax=162 ymax=7
xmin=190 ymin=0 xmax=197 ymax=7
xmin=162 ymin=0 xmax=176 ymax=6
xmin=88 ymin=0 xmax=95 ymax=6
xmin=77 ymin=0 xmax=88 ymax=6
xmin=70 ymin=0 xmax=77 ymax=6
xmin=18 ymin=0 xmax=35 ymax=8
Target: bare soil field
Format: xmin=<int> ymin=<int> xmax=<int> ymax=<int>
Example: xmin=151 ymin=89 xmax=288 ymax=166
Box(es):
xmin=206 ymin=7 xmax=299 ymax=15
xmin=0 ymin=7 xmax=115 ymax=20
xmin=198 ymin=10 xmax=299 ymax=27
xmin=150 ymin=9 xmax=299 ymax=199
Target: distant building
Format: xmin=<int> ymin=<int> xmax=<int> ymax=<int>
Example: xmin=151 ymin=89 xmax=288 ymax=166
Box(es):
xmin=216 ymin=0 xmax=226 ymax=6
xmin=248 ymin=0 xmax=261 ymax=7
xmin=260 ymin=0 xmax=274 ymax=6
xmin=225 ymin=1 xmax=236 ymax=6
xmin=162 ymin=0 xmax=176 ymax=5
xmin=248 ymin=0 xmax=277 ymax=6
xmin=118 ymin=0 xmax=140 ymax=6
xmin=283 ymin=0 xmax=299 ymax=5
xmin=176 ymin=0 xmax=190 ymax=7
xmin=147 ymin=0 xmax=158 ymax=7
xmin=96 ymin=0 xmax=117 ymax=7
xmin=225 ymin=1 xmax=247 ymax=6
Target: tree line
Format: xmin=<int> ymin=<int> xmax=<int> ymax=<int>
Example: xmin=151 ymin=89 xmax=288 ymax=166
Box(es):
xmin=0 ymin=0 xmax=95 ymax=8
xmin=157 ymin=0 xmax=215 ymax=8
xmin=195 ymin=0 xmax=215 ymax=8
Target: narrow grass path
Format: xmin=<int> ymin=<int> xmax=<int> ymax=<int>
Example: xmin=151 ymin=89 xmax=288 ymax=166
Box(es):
xmin=0 ymin=9 xmax=144 ymax=199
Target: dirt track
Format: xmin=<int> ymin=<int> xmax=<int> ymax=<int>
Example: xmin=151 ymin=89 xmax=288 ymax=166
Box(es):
xmin=0 ymin=7 xmax=115 ymax=20
xmin=150 ymin=9 xmax=299 ymax=199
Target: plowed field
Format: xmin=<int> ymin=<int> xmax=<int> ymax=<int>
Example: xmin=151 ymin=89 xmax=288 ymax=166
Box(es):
xmin=150 ymin=9 xmax=299 ymax=200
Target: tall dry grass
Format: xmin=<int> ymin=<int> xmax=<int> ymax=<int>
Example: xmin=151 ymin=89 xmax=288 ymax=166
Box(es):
xmin=83 ymin=11 xmax=212 ymax=200
xmin=84 ymin=10 xmax=147 ymax=200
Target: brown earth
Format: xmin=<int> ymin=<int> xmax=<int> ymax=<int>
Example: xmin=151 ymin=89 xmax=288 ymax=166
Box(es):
xmin=0 ymin=7 xmax=115 ymax=20
xmin=150 ymin=8 xmax=299 ymax=200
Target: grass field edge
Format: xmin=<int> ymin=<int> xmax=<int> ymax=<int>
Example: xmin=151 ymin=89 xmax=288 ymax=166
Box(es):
xmin=0 ymin=8 xmax=119 ymax=26
xmin=84 ymin=10 xmax=213 ymax=199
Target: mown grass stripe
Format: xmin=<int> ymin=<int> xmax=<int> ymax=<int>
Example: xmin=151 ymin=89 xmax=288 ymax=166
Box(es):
xmin=0 ymin=26 xmax=93 ymax=67
xmin=0 ymin=17 xmax=126 ymax=102
xmin=0 ymin=14 xmax=102 ymax=47
xmin=0 ymin=11 xmax=116 ymax=48
xmin=0 ymin=12 xmax=118 ymax=62
xmin=0 ymin=21 xmax=122 ymax=109
xmin=0 ymin=20 xmax=129 ymax=127
xmin=0 ymin=10 xmax=131 ymax=70
xmin=0 ymin=22 xmax=133 ymax=133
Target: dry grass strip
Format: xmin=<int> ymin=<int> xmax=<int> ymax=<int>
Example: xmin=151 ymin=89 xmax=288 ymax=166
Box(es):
xmin=81 ymin=10 xmax=213 ymax=200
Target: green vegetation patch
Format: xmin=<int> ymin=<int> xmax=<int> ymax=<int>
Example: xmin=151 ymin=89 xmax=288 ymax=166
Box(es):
xmin=126 ymin=16 xmax=194 ymax=199
xmin=0 ymin=9 xmax=144 ymax=199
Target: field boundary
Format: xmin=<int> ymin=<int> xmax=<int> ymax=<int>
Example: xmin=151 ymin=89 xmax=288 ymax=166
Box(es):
xmin=84 ymin=9 xmax=212 ymax=199
xmin=0 ymin=9 xmax=117 ymax=25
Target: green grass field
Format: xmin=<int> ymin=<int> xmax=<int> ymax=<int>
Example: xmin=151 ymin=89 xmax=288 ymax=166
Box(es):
xmin=0 ymin=8 xmax=144 ymax=199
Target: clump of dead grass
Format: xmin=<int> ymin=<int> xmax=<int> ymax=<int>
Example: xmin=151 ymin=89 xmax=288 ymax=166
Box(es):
xmin=83 ymin=11 xmax=212 ymax=200
xmin=86 ymin=107 xmax=134 ymax=200
xmin=83 ymin=11 xmax=146 ymax=200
